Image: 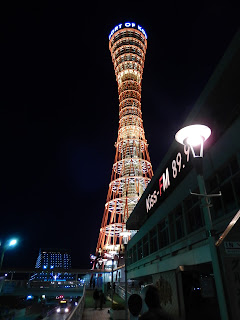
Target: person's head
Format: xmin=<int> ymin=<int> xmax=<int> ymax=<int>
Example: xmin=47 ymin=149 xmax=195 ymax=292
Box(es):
xmin=145 ymin=285 xmax=161 ymax=309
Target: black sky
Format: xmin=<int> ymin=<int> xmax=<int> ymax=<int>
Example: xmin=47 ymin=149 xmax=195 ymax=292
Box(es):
xmin=1 ymin=1 xmax=239 ymax=269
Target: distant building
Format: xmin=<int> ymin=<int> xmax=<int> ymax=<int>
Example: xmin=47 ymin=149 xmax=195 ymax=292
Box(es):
xmin=31 ymin=248 xmax=73 ymax=282
xmin=35 ymin=248 xmax=71 ymax=270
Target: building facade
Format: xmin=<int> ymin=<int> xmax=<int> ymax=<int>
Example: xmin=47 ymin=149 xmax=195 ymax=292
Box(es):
xmin=31 ymin=248 xmax=73 ymax=282
xmin=126 ymin=31 xmax=240 ymax=320
xmin=35 ymin=248 xmax=71 ymax=270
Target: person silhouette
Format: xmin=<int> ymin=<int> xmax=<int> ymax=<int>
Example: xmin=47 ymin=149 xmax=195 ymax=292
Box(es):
xmin=141 ymin=285 xmax=168 ymax=320
xmin=93 ymin=288 xmax=99 ymax=309
xmin=99 ymin=290 xmax=106 ymax=310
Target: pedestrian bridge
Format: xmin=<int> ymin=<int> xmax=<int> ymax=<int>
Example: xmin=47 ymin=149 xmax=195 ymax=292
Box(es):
xmin=0 ymin=266 xmax=122 ymax=298
xmin=0 ymin=279 xmax=84 ymax=298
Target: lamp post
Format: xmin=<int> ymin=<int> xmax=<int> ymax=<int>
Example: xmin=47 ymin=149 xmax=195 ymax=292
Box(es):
xmin=111 ymin=256 xmax=114 ymax=308
xmin=120 ymin=229 xmax=131 ymax=320
xmin=98 ymin=258 xmax=103 ymax=291
xmin=102 ymin=258 xmax=108 ymax=294
xmin=0 ymin=239 xmax=18 ymax=270
xmin=175 ymin=124 xmax=229 ymax=320
xmin=106 ymin=245 xmax=117 ymax=307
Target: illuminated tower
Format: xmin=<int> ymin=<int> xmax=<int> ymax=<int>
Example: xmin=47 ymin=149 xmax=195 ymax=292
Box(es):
xmin=96 ymin=22 xmax=153 ymax=257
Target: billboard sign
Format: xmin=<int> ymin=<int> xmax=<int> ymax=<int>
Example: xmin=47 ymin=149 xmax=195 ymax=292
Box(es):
xmin=145 ymin=144 xmax=192 ymax=216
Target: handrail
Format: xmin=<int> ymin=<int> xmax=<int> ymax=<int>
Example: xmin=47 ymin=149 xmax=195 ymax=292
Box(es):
xmin=116 ymin=284 xmax=134 ymax=301
xmin=67 ymin=285 xmax=86 ymax=320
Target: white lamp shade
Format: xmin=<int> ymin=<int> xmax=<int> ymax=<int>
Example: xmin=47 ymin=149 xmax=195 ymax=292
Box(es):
xmin=175 ymin=124 xmax=211 ymax=147
xmin=120 ymin=230 xmax=131 ymax=245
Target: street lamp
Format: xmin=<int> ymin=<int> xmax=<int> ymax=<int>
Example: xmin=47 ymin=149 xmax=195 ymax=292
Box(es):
xmin=175 ymin=124 xmax=229 ymax=320
xmin=105 ymin=245 xmax=118 ymax=308
xmin=111 ymin=256 xmax=114 ymax=307
xmin=0 ymin=238 xmax=18 ymax=270
xmin=102 ymin=258 xmax=108 ymax=294
xmin=120 ymin=229 xmax=131 ymax=320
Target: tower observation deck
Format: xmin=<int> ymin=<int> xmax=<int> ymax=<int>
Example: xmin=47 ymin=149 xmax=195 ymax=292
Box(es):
xmin=96 ymin=23 xmax=153 ymax=257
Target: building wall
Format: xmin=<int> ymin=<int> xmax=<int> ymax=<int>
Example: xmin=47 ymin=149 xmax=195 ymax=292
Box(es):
xmin=152 ymin=271 xmax=179 ymax=319
xmin=127 ymin=117 xmax=240 ymax=280
xmin=126 ymin=30 xmax=240 ymax=320
xmin=35 ymin=249 xmax=71 ymax=270
xmin=33 ymin=248 xmax=72 ymax=282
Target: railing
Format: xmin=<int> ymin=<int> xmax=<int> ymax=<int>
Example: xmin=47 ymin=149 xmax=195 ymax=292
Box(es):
xmin=116 ymin=283 xmax=138 ymax=300
xmin=67 ymin=285 xmax=86 ymax=320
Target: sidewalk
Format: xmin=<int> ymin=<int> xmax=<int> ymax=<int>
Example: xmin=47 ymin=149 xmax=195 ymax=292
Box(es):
xmin=82 ymin=308 xmax=109 ymax=320
xmin=82 ymin=289 xmax=125 ymax=320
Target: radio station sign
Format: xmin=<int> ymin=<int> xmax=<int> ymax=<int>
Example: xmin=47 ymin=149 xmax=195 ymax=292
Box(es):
xmin=108 ymin=22 xmax=147 ymax=40
xmin=145 ymin=145 xmax=192 ymax=216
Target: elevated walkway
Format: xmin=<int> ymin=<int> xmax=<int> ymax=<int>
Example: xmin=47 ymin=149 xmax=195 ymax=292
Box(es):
xmin=0 ymin=279 xmax=83 ymax=297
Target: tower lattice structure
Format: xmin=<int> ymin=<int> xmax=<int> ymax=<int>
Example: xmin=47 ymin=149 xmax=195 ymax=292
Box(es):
xmin=96 ymin=23 xmax=153 ymax=257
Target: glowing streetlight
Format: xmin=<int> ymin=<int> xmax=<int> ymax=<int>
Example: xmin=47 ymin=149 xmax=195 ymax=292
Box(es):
xmin=175 ymin=124 xmax=211 ymax=157
xmin=0 ymin=238 xmax=18 ymax=270
xmin=120 ymin=230 xmax=131 ymax=246
xmin=9 ymin=239 xmax=17 ymax=247
xmin=175 ymin=124 xmax=229 ymax=320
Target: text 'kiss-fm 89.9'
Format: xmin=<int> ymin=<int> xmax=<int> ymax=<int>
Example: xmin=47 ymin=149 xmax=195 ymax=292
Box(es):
xmin=146 ymin=145 xmax=192 ymax=214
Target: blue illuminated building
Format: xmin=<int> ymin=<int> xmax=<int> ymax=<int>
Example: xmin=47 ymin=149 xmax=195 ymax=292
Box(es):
xmin=31 ymin=248 xmax=74 ymax=282
xmin=35 ymin=248 xmax=71 ymax=270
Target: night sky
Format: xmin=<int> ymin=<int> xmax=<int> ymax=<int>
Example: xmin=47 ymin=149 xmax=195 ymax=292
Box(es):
xmin=1 ymin=2 xmax=239 ymax=269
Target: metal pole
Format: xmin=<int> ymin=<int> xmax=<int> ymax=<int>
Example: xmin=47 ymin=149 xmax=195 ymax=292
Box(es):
xmin=0 ymin=248 xmax=6 ymax=270
xmin=124 ymin=244 xmax=128 ymax=320
xmin=197 ymin=174 xmax=229 ymax=320
xmin=111 ymin=257 xmax=114 ymax=308
xmin=103 ymin=264 xmax=105 ymax=294
xmin=0 ymin=249 xmax=6 ymax=294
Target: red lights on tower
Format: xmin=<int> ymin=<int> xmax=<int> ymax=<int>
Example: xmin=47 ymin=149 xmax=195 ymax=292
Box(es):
xmin=96 ymin=23 xmax=153 ymax=257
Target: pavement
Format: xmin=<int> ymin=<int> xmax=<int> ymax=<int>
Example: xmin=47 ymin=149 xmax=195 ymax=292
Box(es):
xmin=82 ymin=289 xmax=125 ymax=320
xmin=82 ymin=308 xmax=110 ymax=320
